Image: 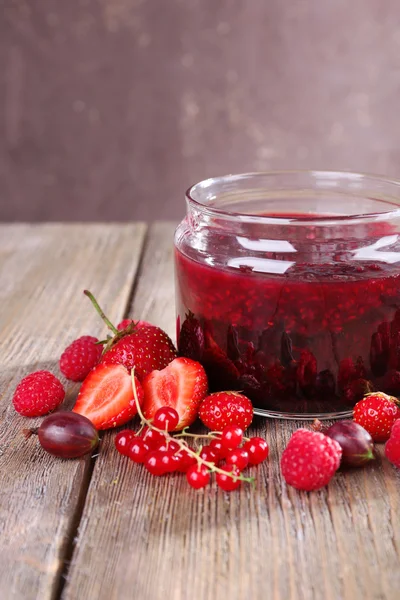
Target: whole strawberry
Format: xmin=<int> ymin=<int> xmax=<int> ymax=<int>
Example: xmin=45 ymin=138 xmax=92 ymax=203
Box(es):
xmin=101 ymin=326 xmax=177 ymax=381
xmin=84 ymin=290 xmax=177 ymax=381
xmin=117 ymin=319 xmax=152 ymax=331
xmin=13 ymin=371 xmax=65 ymax=417
xmin=281 ymin=429 xmax=342 ymax=491
xmin=60 ymin=336 xmax=103 ymax=382
xmin=385 ymin=419 xmax=400 ymax=468
xmin=353 ymin=392 xmax=400 ymax=442
xmin=199 ymin=391 xmax=254 ymax=431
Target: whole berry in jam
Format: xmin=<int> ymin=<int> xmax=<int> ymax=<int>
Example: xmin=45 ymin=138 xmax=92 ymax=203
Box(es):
xmin=353 ymin=392 xmax=400 ymax=442
xmin=13 ymin=371 xmax=65 ymax=417
xmin=178 ymin=311 xmax=205 ymax=362
xmin=220 ymin=425 xmax=244 ymax=451
xmin=342 ymin=378 xmax=374 ymax=406
xmin=281 ymin=429 xmax=342 ymax=491
xmin=198 ymin=391 xmax=253 ymax=432
xmin=115 ymin=430 xmax=136 ymax=456
xmin=242 ymin=437 xmax=269 ymax=465
xmin=385 ymin=419 xmax=400 ymax=468
xmin=216 ymin=465 xmax=241 ymax=492
xmin=60 ymin=335 xmax=102 ymax=382
xmin=186 ymin=464 xmax=210 ymax=489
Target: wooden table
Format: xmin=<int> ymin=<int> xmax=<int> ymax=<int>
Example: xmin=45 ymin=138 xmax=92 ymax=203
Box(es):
xmin=0 ymin=223 xmax=399 ymax=600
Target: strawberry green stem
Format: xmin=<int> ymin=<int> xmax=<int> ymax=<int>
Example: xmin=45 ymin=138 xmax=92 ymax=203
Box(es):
xmin=130 ymin=369 xmax=254 ymax=484
xmin=84 ymin=290 xmax=119 ymax=335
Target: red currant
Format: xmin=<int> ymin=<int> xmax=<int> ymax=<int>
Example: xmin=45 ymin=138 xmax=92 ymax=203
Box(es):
xmin=242 ymin=437 xmax=269 ymax=465
xmin=200 ymin=446 xmax=218 ymax=463
xmin=128 ymin=439 xmax=150 ymax=463
xmin=115 ymin=430 xmax=135 ymax=456
xmin=145 ymin=451 xmax=167 ymax=476
xmin=143 ymin=427 xmax=166 ymax=449
xmin=186 ymin=464 xmax=211 ymax=489
xmin=157 ymin=439 xmax=180 ymax=454
xmin=220 ymin=425 xmax=244 ymax=451
xmin=216 ymin=465 xmax=241 ymax=492
xmin=152 ymin=406 xmax=180 ymax=432
xmin=209 ymin=438 xmax=227 ymax=459
xmin=225 ymin=448 xmax=249 ymax=471
xmin=175 ymin=448 xmax=197 ymax=472
xmin=160 ymin=451 xmax=180 ymax=473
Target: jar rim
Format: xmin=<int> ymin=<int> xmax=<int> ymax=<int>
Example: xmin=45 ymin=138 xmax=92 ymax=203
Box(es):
xmin=185 ymin=170 xmax=400 ymax=225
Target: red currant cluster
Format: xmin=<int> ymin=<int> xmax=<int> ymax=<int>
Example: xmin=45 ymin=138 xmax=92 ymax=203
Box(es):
xmin=115 ymin=405 xmax=269 ymax=491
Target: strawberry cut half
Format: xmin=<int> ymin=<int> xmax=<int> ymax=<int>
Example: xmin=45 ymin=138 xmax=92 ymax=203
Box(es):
xmin=73 ymin=364 xmax=144 ymax=430
xmin=142 ymin=357 xmax=208 ymax=431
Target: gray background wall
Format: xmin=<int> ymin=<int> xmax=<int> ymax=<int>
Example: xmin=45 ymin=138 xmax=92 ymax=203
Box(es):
xmin=1 ymin=0 xmax=400 ymax=222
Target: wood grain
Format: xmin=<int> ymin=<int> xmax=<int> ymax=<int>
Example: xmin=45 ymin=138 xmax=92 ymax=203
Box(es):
xmin=62 ymin=224 xmax=400 ymax=600
xmin=0 ymin=223 xmax=146 ymax=600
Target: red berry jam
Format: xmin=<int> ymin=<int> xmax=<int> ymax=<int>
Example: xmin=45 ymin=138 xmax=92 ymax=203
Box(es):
xmin=175 ymin=172 xmax=400 ymax=417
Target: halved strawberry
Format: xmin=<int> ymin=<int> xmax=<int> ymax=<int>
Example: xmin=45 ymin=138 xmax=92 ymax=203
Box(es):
xmin=73 ymin=364 xmax=144 ymax=430
xmin=142 ymin=357 xmax=208 ymax=431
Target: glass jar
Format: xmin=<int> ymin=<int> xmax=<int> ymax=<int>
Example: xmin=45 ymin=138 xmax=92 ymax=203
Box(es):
xmin=174 ymin=171 xmax=400 ymax=419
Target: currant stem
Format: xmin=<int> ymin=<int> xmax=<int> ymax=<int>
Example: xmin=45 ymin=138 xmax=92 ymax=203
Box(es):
xmin=174 ymin=430 xmax=251 ymax=442
xmin=84 ymin=290 xmax=119 ymax=335
xmin=22 ymin=428 xmax=38 ymax=439
xmin=130 ymin=370 xmax=254 ymax=484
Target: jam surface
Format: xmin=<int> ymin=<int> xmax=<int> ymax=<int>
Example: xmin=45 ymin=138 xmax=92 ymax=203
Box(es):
xmin=175 ymin=223 xmax=400 ymax=415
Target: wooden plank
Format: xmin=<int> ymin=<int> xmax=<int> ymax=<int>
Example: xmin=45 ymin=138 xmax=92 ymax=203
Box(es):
xmin=63 ymin=223 xmax=400 ymax=600
xmin=0 ymin=223 xmax=146 ymax=600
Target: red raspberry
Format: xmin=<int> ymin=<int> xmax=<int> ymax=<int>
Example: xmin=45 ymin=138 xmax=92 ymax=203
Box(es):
xmin=385 ymin=419 xmax=400 ymax=468
xmin=12 ymin=371 xmax=65 ymax=417
xmin=281 ymin=429 xmax=342 ymax=491
xmin=60 ymin=336 xmax=102 ymax=381
xmin=353 ymin=392 xmax=400 ymax=442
